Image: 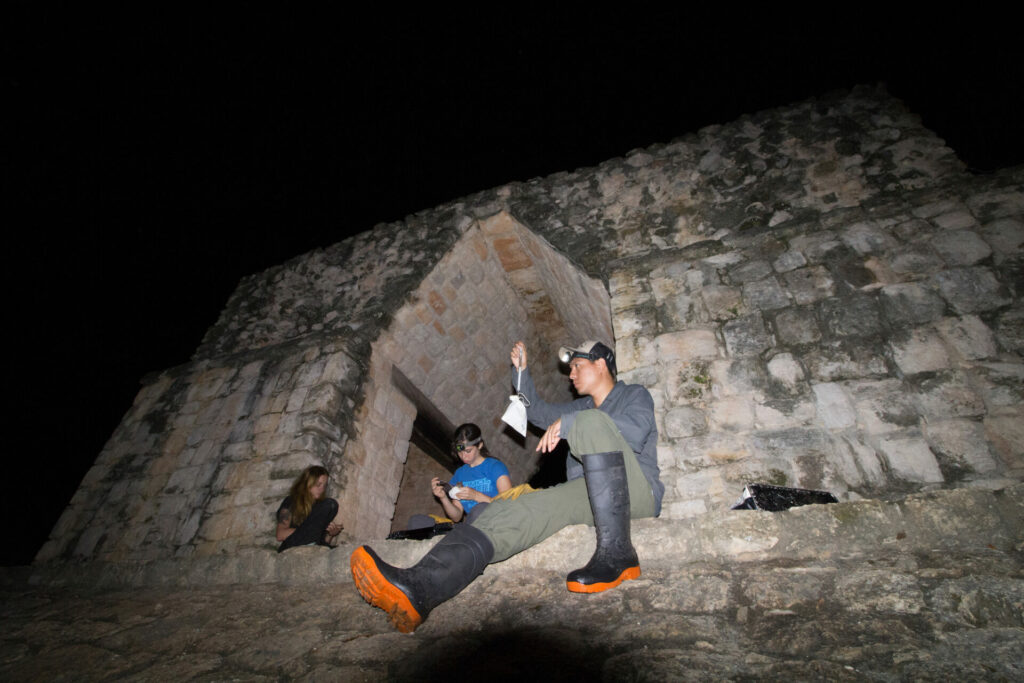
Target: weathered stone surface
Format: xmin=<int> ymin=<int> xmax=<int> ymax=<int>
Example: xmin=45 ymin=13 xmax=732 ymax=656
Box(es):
xmin=765 ymin=353 xmax=805 ymax=391
xmin=663 ymin=406 xmax=708 ymax=438
xmin=772 ymin=306 xmax=822 ymax=346
xmin=10 ymin=485 xmax=1024 ymax=681
xmin=879 ymin=282 xmax=947 ymax=326
xmin=38 ymin=87 xmax=1024 ymax=582
xmin=818 ymin=295 xmax=884 ymax=338
xmin=933 ymin=266 xmax=1012 ymax=314
xmin=722 ymin=314 xmax=773 ymax=357
xmin=934 ymin=314 xmax=999 ymax=360
xmin=891 ymin=244 xmax=945 ymax=277
xmin=888 ymin=327 xmax=951 ymax=375
xmin=931 ymin=229 xmax=993 ymax=266
xmin=742 ymin=277 xmax=791 ymax=311
xmin=923 ymin=419 xmax=1001 ymax=478
xmin=994 ymin=307 xmax=1024 ymax=353
xmin=803 ymin=340 xmax=888 ymax=381
xmin=876 ymin=436 xmax=944 ymax=483
xmin=656 ymin=329 xmax=720 ymax=361
xmin=811 ymin=383 xmax=856 ymax=429
xmin=782 ymin=266 xmax=835 ymax=305
xmin=911 ymin=370 xmax=986 ymax=420
xmin=980 ymin=217 xmax=1024 ymax=264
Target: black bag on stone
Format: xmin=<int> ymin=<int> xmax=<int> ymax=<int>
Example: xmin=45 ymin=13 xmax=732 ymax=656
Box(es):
xmin=730 ymin=483 xmax=838 ymax=512
xmin=386 ymin=522 xmax=454 ymax=540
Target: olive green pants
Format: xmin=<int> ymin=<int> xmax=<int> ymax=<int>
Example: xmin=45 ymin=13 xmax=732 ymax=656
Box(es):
xmin=473 ymin=410 xmax=656 ymax=562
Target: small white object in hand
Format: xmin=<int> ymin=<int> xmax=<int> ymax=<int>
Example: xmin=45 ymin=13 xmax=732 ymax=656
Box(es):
xmin=448 ymin=486 xmax=463 ymax=500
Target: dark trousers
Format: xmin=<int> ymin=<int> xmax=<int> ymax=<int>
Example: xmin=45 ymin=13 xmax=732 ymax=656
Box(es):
xmin=278 ymin=498 xmax=339 ymax=552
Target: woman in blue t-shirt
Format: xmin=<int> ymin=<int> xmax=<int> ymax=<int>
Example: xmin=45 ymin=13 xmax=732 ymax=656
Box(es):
xmin=431 ymin=423 xmax=511 ymax=523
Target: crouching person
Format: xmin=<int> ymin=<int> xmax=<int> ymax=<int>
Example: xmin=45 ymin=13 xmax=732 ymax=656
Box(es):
xmin=350 ymin=339 xmax=664 ymax=632
xmin=277 ymin=465 xmax=343 ymax=552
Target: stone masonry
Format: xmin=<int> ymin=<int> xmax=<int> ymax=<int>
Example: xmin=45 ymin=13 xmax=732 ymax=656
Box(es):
xmin=35 ymin=84 xmax=1023 ymax=580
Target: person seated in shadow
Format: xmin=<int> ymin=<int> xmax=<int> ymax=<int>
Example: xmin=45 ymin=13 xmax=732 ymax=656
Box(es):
xmin=431 ymin=423 xmax=512 ymax=525
xmin=276 ymin=465 xmax=343 ymax=552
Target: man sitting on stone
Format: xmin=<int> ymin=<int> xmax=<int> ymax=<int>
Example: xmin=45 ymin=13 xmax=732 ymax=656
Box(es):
xmin=350 ymin=339 xmax=664 ymax=632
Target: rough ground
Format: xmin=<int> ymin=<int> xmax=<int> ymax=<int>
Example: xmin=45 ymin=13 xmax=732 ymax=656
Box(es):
xmin=5 ymin=486 xmax=1023 ymax=681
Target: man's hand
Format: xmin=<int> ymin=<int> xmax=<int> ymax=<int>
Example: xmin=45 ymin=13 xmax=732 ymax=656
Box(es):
xmin=511 ymin=341 xmax=528 ymax=370
xmin=430 ymin=477 xmax=447 ymax=498
xmin=536 ymin=418 xmax=562 ymax=453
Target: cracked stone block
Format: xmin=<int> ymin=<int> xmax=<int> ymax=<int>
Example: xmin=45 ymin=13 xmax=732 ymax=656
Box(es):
xmin=931 ymin=230 xmax=993 ymax=266
xmin=877 ymin=437 xmax=944 ymax=483
xmin=742 ymin=277 xmax=791 ymax=311
xmin=723 ymin=313 xmax=773 ymax=357
xmin=889 ymin=327 xmax=951 ymax=375
xmin=912 ymin=371 xmax=986 ymax=420
xmin=923 ymin=419 xmax=1000 ymax=476
xmin=818 ymin=295 xmax=884 ymax=338
xmin=933 ymin=267 xmax=1011 ymax=314
xmin=933 ymin=315 xmax=999 ymax=360
xmin=879 ymin=282 xmax=948 ymax=326
xmin=812 ymin=383 xmax=856 ymax=429
xmin=783 ymin=266 xmax=835 ymax=305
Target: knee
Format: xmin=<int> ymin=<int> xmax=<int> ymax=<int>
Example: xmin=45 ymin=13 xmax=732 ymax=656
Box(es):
xmin=319 ymin=498 xmax=339 ymax=516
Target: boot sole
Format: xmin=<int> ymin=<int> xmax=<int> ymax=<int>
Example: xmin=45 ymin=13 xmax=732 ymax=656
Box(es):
xmin=350 ymin=546 xmax=423 ymax=633
xmin=566 ymin=565 xmax=641 ymax=594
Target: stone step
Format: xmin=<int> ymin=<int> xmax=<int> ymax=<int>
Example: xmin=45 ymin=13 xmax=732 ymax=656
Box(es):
xmin=29 ymin=483 xmax=1023 ymax=589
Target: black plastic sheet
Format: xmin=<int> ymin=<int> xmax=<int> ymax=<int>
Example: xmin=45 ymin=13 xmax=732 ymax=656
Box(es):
xmin=731 ymin=483 xmax=838 ymax=512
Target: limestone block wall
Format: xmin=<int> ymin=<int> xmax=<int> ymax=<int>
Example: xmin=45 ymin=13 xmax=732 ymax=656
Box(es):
xmin=38 ymin=340 xmax=361 ymax=562
xmin=610 ymin=171 xmax=1023 ymax=518
xmin=37 ymin=85 xmax=1023 ymax=568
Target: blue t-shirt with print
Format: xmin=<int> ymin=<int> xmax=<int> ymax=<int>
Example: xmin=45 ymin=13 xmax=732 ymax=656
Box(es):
xmin=449 ymin=457 xmax=509 ymax=513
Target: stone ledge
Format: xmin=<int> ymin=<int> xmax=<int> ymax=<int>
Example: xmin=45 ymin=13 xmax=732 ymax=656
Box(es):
xmin=28 ymin=483 xmax=1023 ymax=589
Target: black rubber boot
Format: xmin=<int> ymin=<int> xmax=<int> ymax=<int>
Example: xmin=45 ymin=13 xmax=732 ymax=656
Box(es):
xmin=566 ymin=451 xmax=640 ymax=593
xmin=350 ymin=523 xmax=494 ymax=632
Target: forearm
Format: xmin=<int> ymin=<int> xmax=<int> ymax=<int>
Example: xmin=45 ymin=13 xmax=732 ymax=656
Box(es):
xmin=516 ymin=367 xmax=579 ymax=428
xmin=439 ymin=495 xmax=464 ymax=522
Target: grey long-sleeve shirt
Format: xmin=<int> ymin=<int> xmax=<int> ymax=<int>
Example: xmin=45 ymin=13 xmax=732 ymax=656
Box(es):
xmin=513 ymin=366 xmax=664 ymax=516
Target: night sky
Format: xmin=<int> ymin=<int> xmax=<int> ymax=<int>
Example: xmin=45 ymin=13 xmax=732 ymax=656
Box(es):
xmin=6 ymin=8 xmax=1022 ymax=565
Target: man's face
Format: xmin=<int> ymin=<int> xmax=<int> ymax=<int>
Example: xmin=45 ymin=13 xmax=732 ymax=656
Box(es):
xmin=569 ymin=357 xmax=602 ymax=396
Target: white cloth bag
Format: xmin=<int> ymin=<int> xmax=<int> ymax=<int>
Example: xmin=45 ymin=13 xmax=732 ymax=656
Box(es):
xmin=501 ymin=366 xmax=529 ymax=436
